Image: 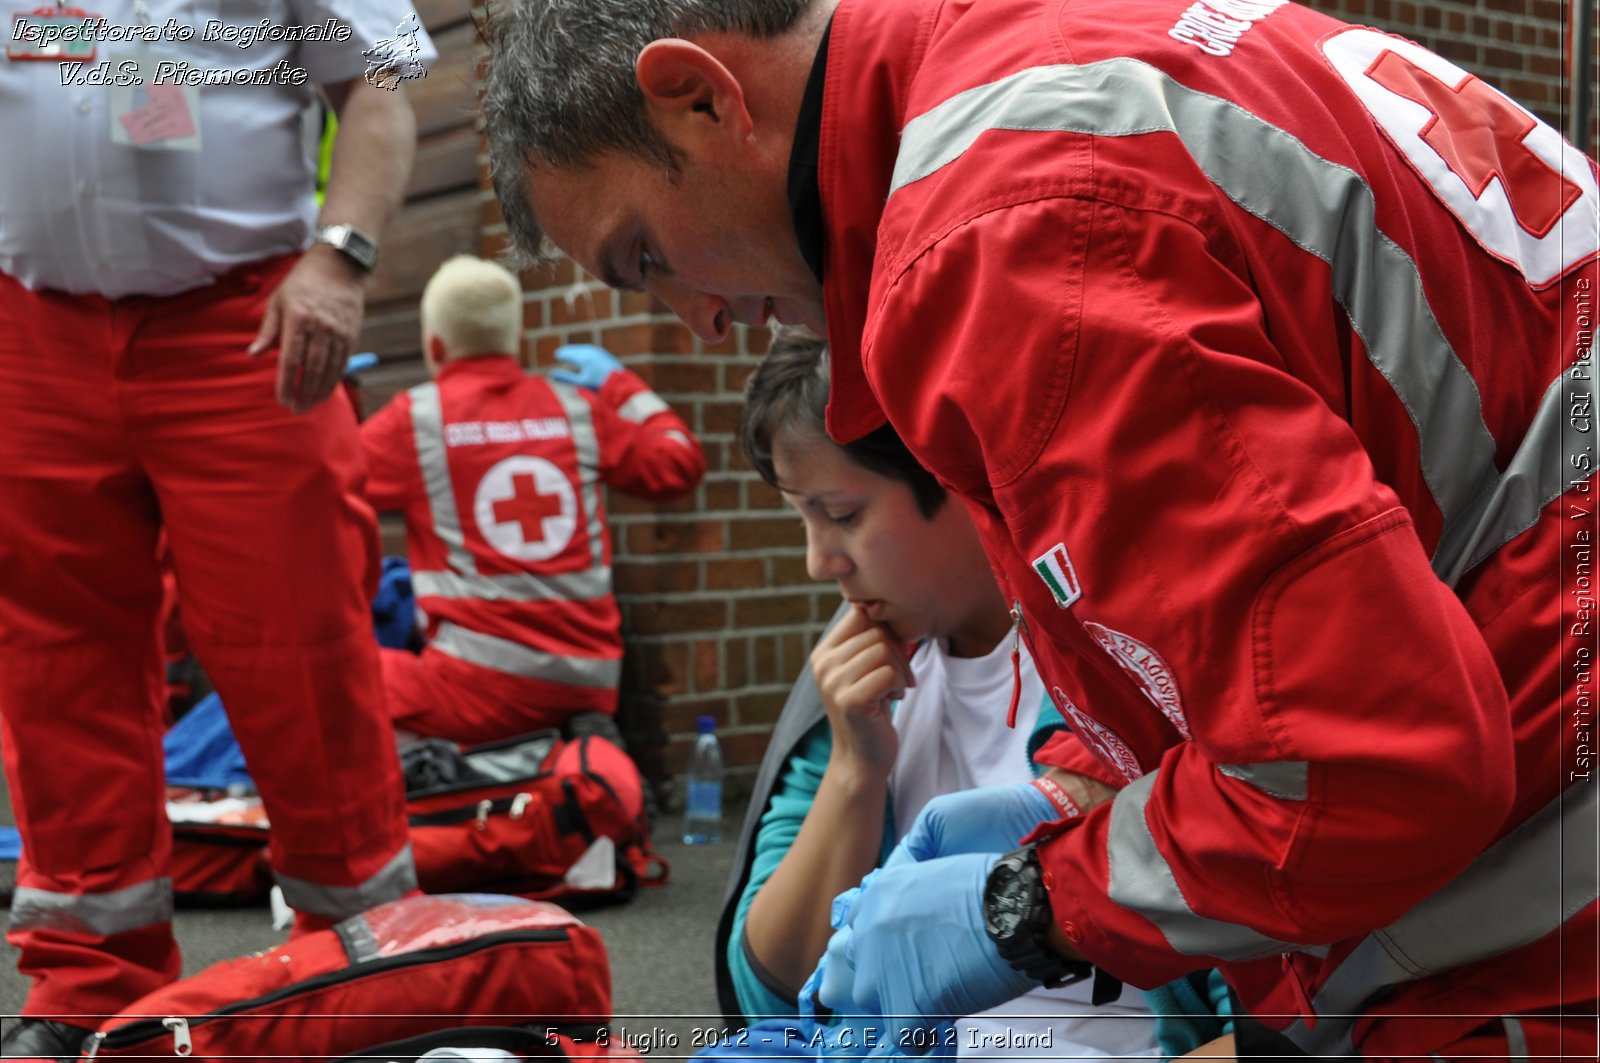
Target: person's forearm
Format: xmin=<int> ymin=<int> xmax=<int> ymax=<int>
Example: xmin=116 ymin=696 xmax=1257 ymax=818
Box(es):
xmin=319 ymin=80 xmax=416 ymax=237
xmin=745 ymin=760 xmax=888 ymax=996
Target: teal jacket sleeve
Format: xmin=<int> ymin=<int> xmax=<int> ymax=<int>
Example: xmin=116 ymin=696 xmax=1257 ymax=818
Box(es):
xmin=1027 ymin=690 xmax=1068 ymax=773
xmin=726 ymin=718 xmax=833 ymax=1020
xmin=726 ymin=719 xmax=896 ymax=1020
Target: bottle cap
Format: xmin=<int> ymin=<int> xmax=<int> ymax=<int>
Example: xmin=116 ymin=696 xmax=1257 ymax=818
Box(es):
xmin=697 ymin=715 xmax=717 ymax=734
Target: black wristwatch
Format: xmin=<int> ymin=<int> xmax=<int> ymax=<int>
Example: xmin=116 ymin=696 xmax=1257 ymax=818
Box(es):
xmin=983 ymin=846 xmax=1092 ymax=989
xmin=315 ymin=223 xmax=380 ymax=272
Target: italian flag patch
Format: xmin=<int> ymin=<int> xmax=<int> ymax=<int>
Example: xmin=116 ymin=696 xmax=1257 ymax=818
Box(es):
xmin=1032 ymin=543 xmax=1082 ymax=608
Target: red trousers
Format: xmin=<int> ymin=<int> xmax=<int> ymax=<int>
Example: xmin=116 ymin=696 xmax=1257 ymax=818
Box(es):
xmin=0 ymin=259 xmax=414 ymax=1019
xmin=381 ymin=645 xmax=611 ymax=745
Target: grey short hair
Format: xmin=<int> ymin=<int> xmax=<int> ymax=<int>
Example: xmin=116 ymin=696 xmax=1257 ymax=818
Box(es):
xmin=482 ymin=0 xmax=811 ymax=267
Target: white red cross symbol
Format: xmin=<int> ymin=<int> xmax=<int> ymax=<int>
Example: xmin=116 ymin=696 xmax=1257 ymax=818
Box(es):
xmin=473 ymin=456 xmax=577 ymax=562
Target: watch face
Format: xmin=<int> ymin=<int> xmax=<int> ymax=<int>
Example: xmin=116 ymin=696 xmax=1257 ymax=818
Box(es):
xmin=985 ymin=865 xmax=1030 ymax=938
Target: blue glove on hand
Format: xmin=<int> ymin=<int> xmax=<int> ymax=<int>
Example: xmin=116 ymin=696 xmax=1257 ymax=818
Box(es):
xmin=812 ymin=853 xmax=1036 ymax=1050
xmin=885 ymin=782 xmax=1057 ymax=869
xmin=343 ymin=351 xmax=380 ymax=376
xmin=550 ymin=343 xmax=623 ymax=390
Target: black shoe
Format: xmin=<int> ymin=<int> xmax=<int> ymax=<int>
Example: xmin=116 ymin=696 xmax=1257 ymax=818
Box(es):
xmin=0 ymin=1018 xmax=95 ymax=1060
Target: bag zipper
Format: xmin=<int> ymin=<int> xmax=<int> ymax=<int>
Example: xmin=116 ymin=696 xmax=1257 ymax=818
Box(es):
xmin=91 ymin=928 xmax=574 ymax=1052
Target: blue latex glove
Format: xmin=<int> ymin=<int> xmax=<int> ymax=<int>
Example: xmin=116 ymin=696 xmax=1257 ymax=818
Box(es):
xmin=812 ymin=853 xmax=1036 ymax=1050
xmin=884 ymin=782 xmax=1057 ymax=869
xmin=550 ymin=343 xmax=623 ymax=390
xmin=344 ymin=351 xmax=380 ymax=376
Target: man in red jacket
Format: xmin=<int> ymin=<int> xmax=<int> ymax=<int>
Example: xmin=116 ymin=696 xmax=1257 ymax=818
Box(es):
xmin=478 ymin=0 xmax=1599 ymax=1057
xmin=361 ymin=256 xmax=705 ymax=744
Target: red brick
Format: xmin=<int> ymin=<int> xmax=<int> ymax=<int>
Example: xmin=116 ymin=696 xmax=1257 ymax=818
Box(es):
xmin=734 ymin=592 xmax=813 ymax=629
xmin=612 ymin=559 xmax=701 ymax=596
xmin=723 ymin=637 xmax=751 ymax=690
xmin=639 ymin=641 xmax=690 ymax=698
xmin=645 ymin=361 xmax=720 ymax=395
xmin=723 ymin=363 xmax=756 ymax=395
xmin=693 ymin=639 xmax=721 ymax=693
xmin=1483 ymin=46 xmax=1524 ymax=70
xmin=602 ymin=322 xmax=697 ymax=356
xmin=769 ymin=554 xmax=816 ymax=588
xmin=702 ymin=399 xmax=748 ymax=435
xmin=625 ymin=597 xmax=727 ymax=635
xmin=753 ymin=634 xmax=782 ymax=685
xmin=663 ymin=699 xmax=731 ymax=736
xmin=1529 ymin=53 xmax=1563 ymax=77
xmin=705 ymin=556 xmax=766 ymax=591
xmin=520 ymin=298 xmax=543 ymax=330
xmin=736 ymin=689 xmax=792 ymax=727
xmin=703 ymin=479 xmax=743 ymax=512
xmin=729 ymin=515 xmax=805 ymax=552
xmin=625 ymin=518 xmax=727 ymax=555
xmin=746 ymin=480 xmax=787 ymax=510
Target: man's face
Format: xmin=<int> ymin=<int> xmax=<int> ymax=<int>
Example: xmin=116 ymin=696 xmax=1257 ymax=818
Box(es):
xmin=525 ymin=148 xmax=826 ymax=343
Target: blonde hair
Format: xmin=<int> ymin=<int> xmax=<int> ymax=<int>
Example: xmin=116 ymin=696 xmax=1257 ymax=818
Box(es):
xmin=421 ymin=255 xmax=523 ymax=360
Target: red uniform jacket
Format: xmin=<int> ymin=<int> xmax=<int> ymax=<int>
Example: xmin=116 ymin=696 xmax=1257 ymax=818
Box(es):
xmin=817 ymin=0 xmax=1598 ymax=1055
xmin=362 ymin=355 xmax=704 ymax=713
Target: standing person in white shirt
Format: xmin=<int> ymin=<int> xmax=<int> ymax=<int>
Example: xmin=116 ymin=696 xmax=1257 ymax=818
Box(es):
xmin=717 ymin=328 xmax=1157 ymax=1059
xmin=0 ymin=0 xmax=435 ymax=1052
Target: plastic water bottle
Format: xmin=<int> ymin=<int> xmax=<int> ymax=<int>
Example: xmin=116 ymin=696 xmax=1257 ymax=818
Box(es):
xmin=682 ymin=715 xmax=723 ymax=845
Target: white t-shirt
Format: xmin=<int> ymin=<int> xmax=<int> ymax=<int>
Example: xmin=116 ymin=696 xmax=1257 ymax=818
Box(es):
xmin=890 ymin=638 xmax=1158 ymax=1060
xmin=0 ymin=0 xmax=437 ymax=297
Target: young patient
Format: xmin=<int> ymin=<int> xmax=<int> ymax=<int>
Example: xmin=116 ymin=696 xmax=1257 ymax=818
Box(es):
xmin=726 ymin=328 xmax=1156 ymax=1059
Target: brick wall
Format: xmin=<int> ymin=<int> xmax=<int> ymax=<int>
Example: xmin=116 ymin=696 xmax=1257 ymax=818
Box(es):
xmin=509 ymin=265 xmax=843 ymax=806
xmin=367 ymin=0 xmax=1596 ymax=803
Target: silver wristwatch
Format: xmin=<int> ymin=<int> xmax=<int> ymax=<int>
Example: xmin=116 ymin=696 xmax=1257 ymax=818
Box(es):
xmin=315 ymin=224 xmax=379 ymax=272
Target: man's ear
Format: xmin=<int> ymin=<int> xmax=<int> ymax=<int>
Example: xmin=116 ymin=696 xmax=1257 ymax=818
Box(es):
xmin=636 ymin=38 xmax=754 ymax=146
xmin=426 ymin=333 xmax=448 ymax=375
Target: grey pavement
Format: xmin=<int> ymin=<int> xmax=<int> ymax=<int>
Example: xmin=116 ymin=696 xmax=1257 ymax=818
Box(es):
xmin=0 ymin=804 xmax=743 ymax=1058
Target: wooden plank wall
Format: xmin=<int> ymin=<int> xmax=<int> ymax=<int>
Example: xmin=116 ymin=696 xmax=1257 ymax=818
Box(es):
xmin=354 ymin=0 xmax=480 ymax=423
xmin=353 ymin=0 xmax=480 ymax=555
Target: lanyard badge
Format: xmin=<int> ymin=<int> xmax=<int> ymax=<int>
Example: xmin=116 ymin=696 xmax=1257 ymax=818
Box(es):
xmin=8 ymin=4 xmax=100 ymax=61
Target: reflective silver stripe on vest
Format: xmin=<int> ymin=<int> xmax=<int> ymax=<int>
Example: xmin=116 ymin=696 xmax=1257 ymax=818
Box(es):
xmin=410 ymin=383 xmax=478 ymax=577
xmin=1503 ymin=1016 xmax=1529 ymax=1063
xmin=412 ymin=566 xmax=611 ymax=603
xmin=274 ymin=841 xmax=417 ymax=922
xmin=1217 ymin=760 xmax=1308 ymax=801
xmin=10 ymin=878 xmax=173 ymax=937
xmin=1434 ymin=366 xmax=1595 ymax=584
xmin=431 ymin=621 xmax=621 ymax=688
xmin=1108 ymin=770 xmax=1307 ymax=960
xmin=1280 ymin=782 xmax=1599 ymax=1055
xmin=550 ymin=382 xmax=607 ymax=569
xmin=889 ymin=60 xmax=1590 ymax=585
xmin=616 ymin=390 xmax=670 ymax=424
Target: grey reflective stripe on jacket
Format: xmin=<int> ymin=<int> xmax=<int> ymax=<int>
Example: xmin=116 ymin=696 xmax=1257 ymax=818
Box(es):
xmin=408 ymin=379 xmax=611 ymax=601
xmin=549 ymin=381 xmax=608 ymax=569
xmin=890 ymin=59 xmax=1593 ymax=586
xmin=274 ymin=841 xmax=418 ymax=922
xmin=410 ymin=382 xmax=477 ymax=577
xmin=616 ymin=390 xmax=671 ymax=424
xmin=10 ymin=877 xmax=173 ymax=937
xmin=1282 ymin=782 xmax=1598 ymax=1055
xmin=412 ymin=567 xmax=611 ymax=604
xmin=431 ymin=621 xmax=622 ymax=688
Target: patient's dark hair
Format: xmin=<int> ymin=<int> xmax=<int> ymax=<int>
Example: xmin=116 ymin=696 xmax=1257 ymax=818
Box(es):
xmin=739 ymin=326 xmax=947 ymax=519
